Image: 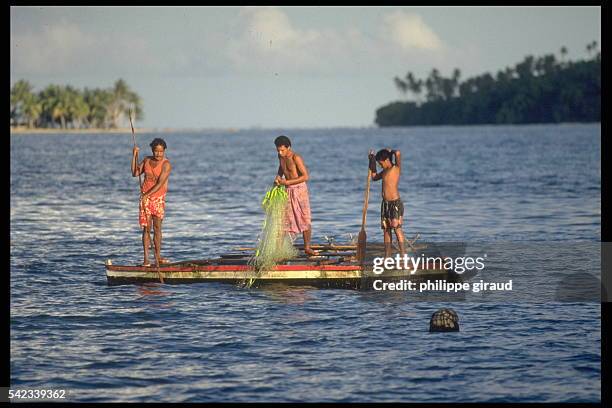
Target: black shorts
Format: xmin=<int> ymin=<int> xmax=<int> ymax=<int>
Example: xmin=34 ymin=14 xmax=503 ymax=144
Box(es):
xmin=381 ymin=198 xmax=404 ymax=229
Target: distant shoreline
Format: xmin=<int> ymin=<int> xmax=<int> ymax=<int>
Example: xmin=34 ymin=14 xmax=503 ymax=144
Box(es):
xmin=11 ymin=127 xmax=156 ymax=134
xmin=9 ymin=122 xmax=599 ymax=135
xmin=9 ymin=127 xmax=241 ymax=134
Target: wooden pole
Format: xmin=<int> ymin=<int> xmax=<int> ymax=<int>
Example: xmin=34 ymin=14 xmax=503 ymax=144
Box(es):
xmin=129 ymin=108 xmax=163 ymax=284
xmin=356 ymin=164 xmax=372 ymax=264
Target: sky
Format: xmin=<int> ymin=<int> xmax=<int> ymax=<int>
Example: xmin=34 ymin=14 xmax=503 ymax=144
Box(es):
xmin=10 ymin=6 xmax=601 ymax=129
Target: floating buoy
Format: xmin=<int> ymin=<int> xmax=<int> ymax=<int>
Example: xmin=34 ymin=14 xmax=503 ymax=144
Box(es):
xmin=429 ymin=308 xmax=459 ymax=332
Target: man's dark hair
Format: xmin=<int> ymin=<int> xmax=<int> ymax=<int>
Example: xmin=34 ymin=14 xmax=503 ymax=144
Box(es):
xmin=375 ymin=149 xmax=392 ymax=162
xmin=150 ymin=138 xmax=167 ymax=149
xmin=274 ymin=135 xmax=291 ymax=148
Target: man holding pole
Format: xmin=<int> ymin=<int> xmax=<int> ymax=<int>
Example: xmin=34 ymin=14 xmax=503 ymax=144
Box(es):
xmin=369 ymin=148 xmax=405 ymax=258
xmin=132 ymin=138 xmax=172 ymax=267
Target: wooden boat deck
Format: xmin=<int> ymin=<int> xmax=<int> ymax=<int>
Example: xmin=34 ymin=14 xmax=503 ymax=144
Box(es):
xmin=105 ymin=241 xmax=469 ymax=288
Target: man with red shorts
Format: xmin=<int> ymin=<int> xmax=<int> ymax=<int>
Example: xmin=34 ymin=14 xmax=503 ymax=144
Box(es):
xmin=132 ymin=138 xmax=172 ymax=266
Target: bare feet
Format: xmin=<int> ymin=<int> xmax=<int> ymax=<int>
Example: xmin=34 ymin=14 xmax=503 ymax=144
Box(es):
xmin=142 ymin=261 xmax=151 ymax=267
xmin=153 ymin=257 xmax=171 ymax=266
xmin=304 ymin=248 xmax=319 ymax=257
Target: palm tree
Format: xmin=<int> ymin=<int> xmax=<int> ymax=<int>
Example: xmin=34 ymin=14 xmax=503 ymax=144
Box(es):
xmin=394 ymin=76 xmax=408 ymax=95
xmin=12 ymin=78 xmax=143 ymax=129
xmin=108 ymin=79 xmax=143 ymax=128
xmin=11 ymin=80 xmax=35 ymax=126
xmin=432 ymin=68 xmax=442 ymax=100
xmin=560 ymin=46 xmax=568 ymax=66
xmin=393 ymin=71 xmax=424 ymax=104
xmin=22 ymin=94 xmax=42 ymax=128
xmin=452 ymin=68 xmax=461 ymax=97
xmin=83 ymin=88 xmax=114 ymax=128
xmin=424 ymin=68 xmax=443 ymax=101
xmin=39 ymin=85 xmax=70 ymax=128
xmin=515 ymin=55 xmax=535 ymax=79
xmin=409 ymin=78 xmax=423 ymax=104
xmin=65 ymin=86 xmax=89 ymax=129
xmin=541 ymin=54 xmax=557 ymax=76
xmin=586 ymin=40 xmax=598 ymax=59
xmin=424 ymin=77 xmax=434 ymax=102
xmin=474 ymin=73 xmax=494 ymax=93
xmin=440 ymin=78 xmax=453 ymax=100
xmin=534 ymin=57 xmax=544 ymax=76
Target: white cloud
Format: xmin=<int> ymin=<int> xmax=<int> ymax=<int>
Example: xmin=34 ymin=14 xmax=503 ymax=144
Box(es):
xmin=242 ymin=7 xmax=300 ymax=51
xmin=226 ymin=7 xmax=327 ymax=73
xmin=223 ymin=7 xmax=445 ymax=75
xmin=381 ymin=10 xmax=443 ymax=51
xmin=11 ymin=22 xmax=95 ymax=74
xmin=10 ymin=8 xmax=448 ymax=79
xmin=11 ymin=21 xmax=158 ymax=77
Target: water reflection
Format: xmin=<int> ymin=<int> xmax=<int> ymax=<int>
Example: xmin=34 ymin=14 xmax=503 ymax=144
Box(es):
xmin=135 ymin=283 xmax=175 ymax=309
xmin=250 ymin=284 xmax=316 ymax=304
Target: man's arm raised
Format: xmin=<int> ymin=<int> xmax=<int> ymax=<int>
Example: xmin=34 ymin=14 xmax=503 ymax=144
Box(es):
xmin=369 ymin=150 xmax=382 ymax=181
xmin=131 ymin=147 xmax=145 ymax=177
xmin=394 ymin=149 xmax=401 ymax=170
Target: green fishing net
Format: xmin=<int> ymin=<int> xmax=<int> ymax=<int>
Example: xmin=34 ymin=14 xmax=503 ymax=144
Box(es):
xmin=249 ymin=185 xmax=298 ymax=275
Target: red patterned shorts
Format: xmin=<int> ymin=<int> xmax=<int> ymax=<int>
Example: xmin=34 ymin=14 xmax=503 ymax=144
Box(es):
xmin=139 ymin=195 xmax=166 ymax=227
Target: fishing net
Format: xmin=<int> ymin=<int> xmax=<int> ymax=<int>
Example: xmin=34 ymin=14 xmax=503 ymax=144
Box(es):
xmin=249 ymin=185 xmax=298 ymax=276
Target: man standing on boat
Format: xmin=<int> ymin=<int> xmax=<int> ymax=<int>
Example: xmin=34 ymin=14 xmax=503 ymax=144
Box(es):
xmin=132 ymin=138 xmax=172 ymax=266
xmin=369 ymin=148 xmax=406 ymax=258
xmin=273 ymin=135 xmax=318 ymax=257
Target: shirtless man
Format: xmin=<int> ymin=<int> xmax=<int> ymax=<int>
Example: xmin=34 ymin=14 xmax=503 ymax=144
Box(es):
xmin=131 ymin=138 xmax=172 ymax=266
xmin=369 ymin=148 xmax=405 ymax=258
xmin=273 ymin=135 xmax=318 ymax=256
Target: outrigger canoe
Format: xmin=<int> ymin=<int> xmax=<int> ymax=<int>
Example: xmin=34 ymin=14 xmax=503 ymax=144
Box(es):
xmin=105 ymin=241 xmax=470 ymax=288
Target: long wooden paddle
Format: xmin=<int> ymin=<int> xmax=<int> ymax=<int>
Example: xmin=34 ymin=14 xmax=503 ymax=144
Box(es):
xmin=130 ymin=111 xmax=154 ymax=254
xmin=129 ymin=109 xmax=143 ymax=192
xmin=356 ymin=159 xmax=372 ymax=264
xmin=129 ymin=109 xmax=163 ymax=284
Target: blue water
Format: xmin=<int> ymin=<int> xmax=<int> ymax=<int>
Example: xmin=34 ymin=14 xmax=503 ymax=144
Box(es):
xmin=10 ymin=124 xmax=601 ymax=402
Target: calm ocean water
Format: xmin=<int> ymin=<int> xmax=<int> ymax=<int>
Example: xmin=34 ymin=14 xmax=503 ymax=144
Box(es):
xmin=10 ymin=124 xmax=600 ymax=402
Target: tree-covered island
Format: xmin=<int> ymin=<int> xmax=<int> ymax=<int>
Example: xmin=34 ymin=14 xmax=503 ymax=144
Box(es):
xmin=10 ymin=79 xmax=143 ymax=130
xmin=375 ymin=42 xmax=600 ymax=126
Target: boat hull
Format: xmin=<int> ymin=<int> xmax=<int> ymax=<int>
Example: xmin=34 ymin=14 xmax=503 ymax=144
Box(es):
xmin=105 ymin=240 xmax=469 ymax=288
xmin=105 ymin=262 xmax=453 ymax=288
